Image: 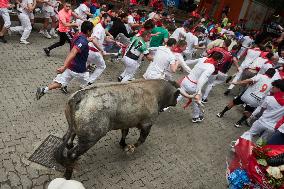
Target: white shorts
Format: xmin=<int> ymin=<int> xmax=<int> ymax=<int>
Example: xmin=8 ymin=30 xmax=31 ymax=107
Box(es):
xmin=43 ymin=9 xmax=56 ymax=18
xmin=0 ymin=8 xmax=11 ymax=28
xmin=54 ymin=69 xmax=89 ymax=87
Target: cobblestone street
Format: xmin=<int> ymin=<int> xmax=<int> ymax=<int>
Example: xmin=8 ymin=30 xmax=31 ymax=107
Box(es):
xmin=1 ymin=32 xmax=248 ymax=189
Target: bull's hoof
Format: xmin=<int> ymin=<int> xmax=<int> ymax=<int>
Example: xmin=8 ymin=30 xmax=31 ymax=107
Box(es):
xmin=66 ymin=143 xmax=74 ymax=150
xmin=124 ymin=144 xmax=135 ymax=154
xmin=119 ymin=141 xmax=127 ymax=148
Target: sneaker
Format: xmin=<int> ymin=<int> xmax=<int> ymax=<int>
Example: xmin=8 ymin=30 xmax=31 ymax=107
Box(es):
xmin=60 ymin=86 xmax=68 ymax=94
xmin=7 ymin=29 xmax=12 ymax=36
xmin=39 ymin=30 xmax=44 ymax=35
xmin=198 ymin=116 xmax=204 ymax=122
xmin=192 ymin=118 xmax=199 ymax=123
xmin=234 ymin=122 xmax=242 ymax=128
xmin=216 ymin=112 xmax=223 ymax=118
xmin=224 ymin=89 xmax=231 ymax=96
xmin=0 ymin=36 xmax=7 ymax=43
xmin=225 ymin=76 xmax=233 ymax=83
xmin=43 ymin=48 xmax=50 ymax=57
xmin=117 ymin=76 xmax=123 ymax=82
xmin=36 ymin=87 xmax=45 ymax=100
xmin=201 ymin=98 xmax=208 ymax=104
xmin=43 ymin=31 xmax=52 ymax=39
xmin=50 ymin=31 xmax=58 ymax=38
xmin=20 ymin=40 xmax=30 ymax=44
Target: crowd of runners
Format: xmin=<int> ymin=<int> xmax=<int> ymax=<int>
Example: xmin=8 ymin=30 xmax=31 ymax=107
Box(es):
xmin=1 ymin=0 xmax=284 ymax=187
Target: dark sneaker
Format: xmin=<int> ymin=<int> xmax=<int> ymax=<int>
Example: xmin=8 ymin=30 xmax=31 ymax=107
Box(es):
xmin=43 ymin=48 xmax=50 ymax=57
xmin=234 ymin=122 xmax=242 ymax=128
xmin=0 ymin=36 xmax=7 ymax=43
xmin=87 ymin=82 xmax=93 ymax=86
xmin=201 ymin=98 xmax=208 ymax=104
xmin=36 ymin=87 xmax=45 ymax=100
xmin=225 ymin=76 xmax=233 ymax=83
xmin=60 ymin=86 xmax=68 ymax=94
xmin=216 ymin=112 xmax=223 ymax=118
xmin=117 ymin=76 xmax=123 ymax=82
xmin=224 ymin=89 xmax=231 ymax=96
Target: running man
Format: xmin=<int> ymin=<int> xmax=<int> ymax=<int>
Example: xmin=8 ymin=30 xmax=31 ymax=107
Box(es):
xmin=36 ymin=21 xmax=94 ymax=100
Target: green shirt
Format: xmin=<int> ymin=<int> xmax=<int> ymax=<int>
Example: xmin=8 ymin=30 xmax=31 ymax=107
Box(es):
xmin=125 ymin=36 xmax=149 ymax=60
xmin=150 ymin=27 xmax=169 ymax=47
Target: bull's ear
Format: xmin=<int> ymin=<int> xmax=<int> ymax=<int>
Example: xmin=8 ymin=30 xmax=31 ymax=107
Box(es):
xmin=174 ymin=89 xmax=181 ymax=99
xmin=167 ymin=80 xmax=180 ymax=88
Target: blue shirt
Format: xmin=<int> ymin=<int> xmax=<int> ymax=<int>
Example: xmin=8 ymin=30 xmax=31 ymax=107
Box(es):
xmin=69 ymin=33 xmax=89 ymax=73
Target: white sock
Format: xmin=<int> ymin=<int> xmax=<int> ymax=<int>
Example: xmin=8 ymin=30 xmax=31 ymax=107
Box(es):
xmin=50 ymin=28 xmax=55 ymax=33
xmin=43 ymin=87 xmax=49 ymax=93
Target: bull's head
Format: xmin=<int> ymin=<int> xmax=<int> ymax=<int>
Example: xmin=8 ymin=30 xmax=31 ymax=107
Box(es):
xmin=158 ymin=80 xmax=181 ymax=112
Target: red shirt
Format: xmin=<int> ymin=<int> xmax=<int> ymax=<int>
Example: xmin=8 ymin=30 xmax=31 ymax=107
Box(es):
xmin=0 ymin=0 xmax=9 ymax=8
xmin=58 ymin=9 xmax=72 ymax=32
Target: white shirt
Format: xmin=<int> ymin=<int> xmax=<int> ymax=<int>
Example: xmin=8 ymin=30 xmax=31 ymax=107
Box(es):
xmin=42 ymin=0 xmax=57 ymax=12
xmin=74 ymin=4 xmax=89 ymax=20
xmin=240 ymin=48 xmax=261 ymax=68
xmin=187 ymin=57 xmax=215 ymax=94
xmin=18 ymin=0 xmax=33 ymax=15
xmin=89 ymin=23 xmax=105 ymax=50
xmin=143 ymin=46 xmax=176 ymax=80
xmin=242 ymin=36 xmax=253 ymax=48
xmin=273 ymin=70 xmax=284 ymax=80
xmin=148 ymin=12 xmax=156 ymax=19
xmin=185 ymin=32 xmax=198 ymax=52
xmin=248 ymin=56 xmax=267 ymax=70
xmin=258 ymin=62 xmax=274 ymax=74
xmin=252 ymin=96 xmax=284 ymax=129
xmin=170 ymin=27 xmax=186 ymax=41
xmin=241 ymin=74 xmax=273 ymax=107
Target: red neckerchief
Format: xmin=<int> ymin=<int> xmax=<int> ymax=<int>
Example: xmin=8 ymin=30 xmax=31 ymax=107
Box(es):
xmin=100 ymin=21 xmax=106 ymax=28
xmin=275 ymin=116 xmax=284 ymax=130
xmin=71 ymin=32 xmax=87 ymax=48
xmin=172 ymin=47 xmax=183 ymax=53
xmin=279 ymin=70 xmax=284 ymax=79
xmin=260 ymin=51 xmax=269 ymax=58
xmin=265 ymin=60 xmax=274 ymax=65
xmin=83 ymin=2 xmax=91 ymax=7
xmin=204 ymin=57 xmax=216 ymax=65
xmin=274 ymin=91 xmax=284 ymax=106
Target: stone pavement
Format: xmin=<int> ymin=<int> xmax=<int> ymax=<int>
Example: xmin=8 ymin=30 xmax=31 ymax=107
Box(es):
xmin=1 ymin=32 xmax=248 ymax=189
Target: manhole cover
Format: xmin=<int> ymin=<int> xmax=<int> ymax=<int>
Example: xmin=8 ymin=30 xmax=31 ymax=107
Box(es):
xmin=28 ymin=135 xmax=65 ymax=172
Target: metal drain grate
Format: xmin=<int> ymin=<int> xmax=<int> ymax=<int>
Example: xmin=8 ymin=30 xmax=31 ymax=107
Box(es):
xmin=28 ymin=135 xmax=65 ymax=172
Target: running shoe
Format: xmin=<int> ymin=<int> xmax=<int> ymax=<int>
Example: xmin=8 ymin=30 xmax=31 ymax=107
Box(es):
xmin=36 ymin=87 xmax=45 ymax=100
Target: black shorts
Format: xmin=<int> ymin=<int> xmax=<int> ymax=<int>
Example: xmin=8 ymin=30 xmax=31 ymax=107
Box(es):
xmin=232 ymin=95 xmax=256 ymax=113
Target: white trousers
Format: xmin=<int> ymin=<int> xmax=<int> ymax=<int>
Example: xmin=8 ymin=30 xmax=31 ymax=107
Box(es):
xmin=9 ymin=13 xmax=32 ymax=41
xmin=120 ymin=56 xmax=140 ymax=82
xmin=228 ymin=69 xmax=244 ymax=90
xmin=88 ymin=51 xmax=106 ymax=83
xmin=0 ymin=8 xmax=11 ymax=28
xmin=203 ymin=72 xmax=227 ymax=99
xmin=180 ymin=78 xmax=203 ymax=119
xmin=240 ymin=120 xmax=275 ymax=142
xmin=53 ymin=69 xmax=89 ymax=87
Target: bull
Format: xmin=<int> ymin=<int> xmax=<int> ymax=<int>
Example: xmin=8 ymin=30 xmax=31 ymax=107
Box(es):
xmin=55 ymin=79 xmax=190 ymax=178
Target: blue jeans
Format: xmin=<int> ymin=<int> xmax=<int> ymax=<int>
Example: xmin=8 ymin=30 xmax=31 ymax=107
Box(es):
xmin=267 ymin=131 xmax=284 ymax=145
